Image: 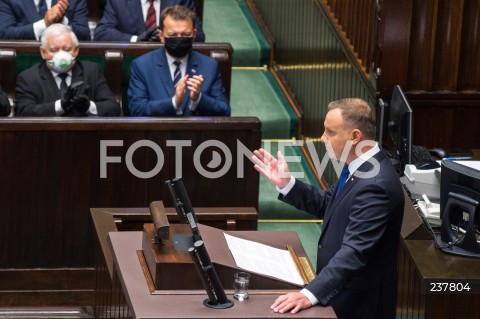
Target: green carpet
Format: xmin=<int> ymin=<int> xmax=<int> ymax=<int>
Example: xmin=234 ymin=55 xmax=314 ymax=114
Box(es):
xmin=258 ymin=221 xmax=321 ymax=270
xmin=258 ymin=141 xmax=322 ymax=219
xmin=203 ymin=0 xmax=270 ymax=66
xmin=204 ymin=1 xmax=320 ymax=269
xmin=231 ymin=69 xmax=298 ymax=139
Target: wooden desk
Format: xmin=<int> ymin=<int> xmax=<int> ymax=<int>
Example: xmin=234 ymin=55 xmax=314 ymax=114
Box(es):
xmin=106 ymin=231 xmax=337 ymax=319
xmin=397 ymin=200 xmax=480 ymax=319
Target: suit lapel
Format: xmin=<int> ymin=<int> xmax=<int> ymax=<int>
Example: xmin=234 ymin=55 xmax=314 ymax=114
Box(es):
xmin=39 ymin=63 xmax=63 ymax=100
xmin=186 ymin=54 xmax=200 ymax=79
xmin=25 ymin=0 xmax=41 ymax=21
xmin=71 ymin=61 xmax=83 ymax=85
xmin=320 ymin=151 xmax=387 ymax=236
xmin=155 ymin=49 xmax=175 ymax=97
xmin=128 ymin=0 xmax=146 ymax=31
xmin=321 ymin=176 xmax=358 ymax=231
xmin=181 ymin=54 xmax=200 ymax=115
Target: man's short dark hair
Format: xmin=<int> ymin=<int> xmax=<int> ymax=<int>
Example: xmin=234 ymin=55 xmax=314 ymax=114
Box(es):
xmin=328 ymin=98 xmax=376 ymax=140
xmin=160 ymin=5 xmax=197 ymax=30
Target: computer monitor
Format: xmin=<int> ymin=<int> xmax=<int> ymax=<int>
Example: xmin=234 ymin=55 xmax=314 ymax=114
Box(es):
xmin=375 ymin=98 xmax=388 ymax=147
xmin=387 ymin=85 xmax=413 ymax=174
xmin=438 ymin=160 xmax=480 ymax=258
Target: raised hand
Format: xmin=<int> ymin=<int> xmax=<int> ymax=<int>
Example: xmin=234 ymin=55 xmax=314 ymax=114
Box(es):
xmin=252 ymin=148 xmax=291 ymax=189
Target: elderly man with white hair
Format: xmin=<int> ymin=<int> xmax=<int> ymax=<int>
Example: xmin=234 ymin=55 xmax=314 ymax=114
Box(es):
xmin=15 ymin=23 xmax=120 ymax=116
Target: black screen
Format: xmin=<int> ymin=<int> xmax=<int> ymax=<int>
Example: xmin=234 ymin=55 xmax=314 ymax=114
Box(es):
xmin=440 ymin=160 xmax=480 ymax=219
xmin=387 ymin=85 xmax=412 ymax=173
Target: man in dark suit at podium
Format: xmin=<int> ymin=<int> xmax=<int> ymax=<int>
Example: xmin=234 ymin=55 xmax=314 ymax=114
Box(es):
xmin=253 ymin=98 xmax=404 ymax=319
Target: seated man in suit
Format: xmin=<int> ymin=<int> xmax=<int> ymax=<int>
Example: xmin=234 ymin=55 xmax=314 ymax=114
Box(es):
xmin=94 ymin=0 xmax=205 ymax=42
xmin=0 ymin=0 xmax=90 ymax=40
xmin=15 ymin=24 xmax=120 ymax=117
xmin=128 ymin=5 xmax=229 ymax=116
xmin=0 ymin=88 xmax=11 ymax=116
xmin=252 ymin=98 xmax=404 ymax=319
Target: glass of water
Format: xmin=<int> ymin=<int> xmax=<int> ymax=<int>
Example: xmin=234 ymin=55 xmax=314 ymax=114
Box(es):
xmin=233 ymin=272 xmax=250 ymax=301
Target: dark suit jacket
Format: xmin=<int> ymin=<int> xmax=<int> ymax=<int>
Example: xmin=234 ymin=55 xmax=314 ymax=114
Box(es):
xmin=0 ymin=0 xmax=90 ymax=40
xmin=93 ymin=0 xmax=205 ymax=42
xmin=127 ymin=47 xmax=230 ymax=116
xmin=280 ymin=150 xmax=404 ymax=319
xmin=0 ymin=89 xmax=11 ymax=116
xmin=15 ymin=60 xmax=120 ymax=116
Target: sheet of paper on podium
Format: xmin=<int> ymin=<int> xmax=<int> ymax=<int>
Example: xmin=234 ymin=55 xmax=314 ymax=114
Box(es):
xmin=224 ymin=233 xmax=305 ymax=286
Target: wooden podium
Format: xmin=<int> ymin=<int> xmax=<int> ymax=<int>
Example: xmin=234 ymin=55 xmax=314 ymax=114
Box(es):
xmin=106 ymin=230 xmax=337 ymax=318
xmin=140 ymin=223 xmax=313 ymax=292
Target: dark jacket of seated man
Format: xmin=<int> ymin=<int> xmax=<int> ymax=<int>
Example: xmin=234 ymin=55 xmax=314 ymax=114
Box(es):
xmin=0 ymin=0 xmax=90 ymax=41
xmin=0 ymin=89 xmax=11 ymax=116
xmin=94 ymin=0 xmax=205 ymax=42
xmin=127 ymin=5 xmax=229 ymax=116
xmin=15 ymin=24 xmax=120 ymax=117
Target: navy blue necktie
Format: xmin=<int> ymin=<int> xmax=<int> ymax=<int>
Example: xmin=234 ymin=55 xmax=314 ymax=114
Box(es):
xmin=336 ymin=166 xmax=350 ymax=196
xmin=38 ymin=0 xmax=47 ymax=17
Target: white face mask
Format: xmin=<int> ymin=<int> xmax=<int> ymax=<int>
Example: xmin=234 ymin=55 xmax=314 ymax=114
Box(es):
xmin=47 ymin=50 xmax=76 ymax=73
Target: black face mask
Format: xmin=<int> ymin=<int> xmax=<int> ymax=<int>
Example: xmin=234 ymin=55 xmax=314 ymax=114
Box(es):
xmin=164 ymin=37 xmax=193 ymax=58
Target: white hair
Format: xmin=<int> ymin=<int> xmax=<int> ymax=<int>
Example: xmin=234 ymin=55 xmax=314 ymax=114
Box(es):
xmin=41 ymin=24 xmax=79 ymax=49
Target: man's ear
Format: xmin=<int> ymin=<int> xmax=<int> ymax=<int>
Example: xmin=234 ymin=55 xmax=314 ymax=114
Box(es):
xmin=40 ymin=47 xmax=46 ymax=60
xmin=159 ymin=29 xmax=165 ymax=43
xmin=351 ymin=129 xmax=362 ymax=145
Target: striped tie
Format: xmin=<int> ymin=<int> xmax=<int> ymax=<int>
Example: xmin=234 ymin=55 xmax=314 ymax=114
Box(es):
xmin=145 ymin=0 xmax=157 ymax=30
xmin=173 ymin=61 xmax=181 ymax=87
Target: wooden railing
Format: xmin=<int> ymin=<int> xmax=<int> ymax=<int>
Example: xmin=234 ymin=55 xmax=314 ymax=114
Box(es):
xmin=323 ymin=0 xmax=377 ymax=75
xmin=248 ymin=0 xmax=376 ymax=138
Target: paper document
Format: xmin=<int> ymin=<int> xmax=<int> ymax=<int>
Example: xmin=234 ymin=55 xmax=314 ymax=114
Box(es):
xmin=224 ymin=233 xmax=305 ymax=286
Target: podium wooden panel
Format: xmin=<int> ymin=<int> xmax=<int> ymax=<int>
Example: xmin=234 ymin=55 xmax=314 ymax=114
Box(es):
xmin=141 ymin=223 xmax=307 ymax=291
xmin=0 ymin=117 xmax=260 ymax=307
xmin=107 ymin=231 xmax=337 ymax=319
